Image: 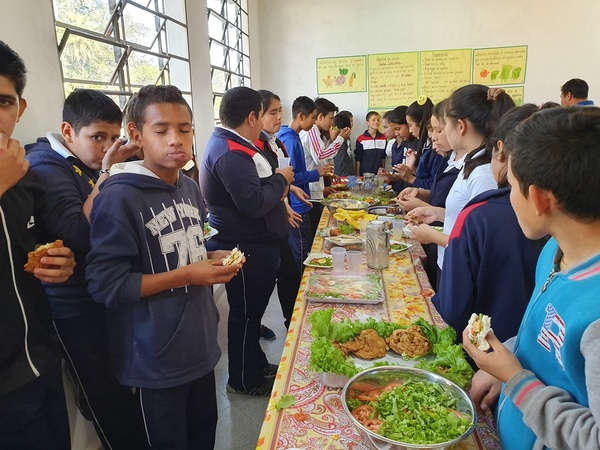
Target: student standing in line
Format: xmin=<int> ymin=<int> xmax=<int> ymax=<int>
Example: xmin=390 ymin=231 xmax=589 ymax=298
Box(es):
xmin=278 ymin=97 xmax=322 ymax=271
xmin=332 ymin=112 xmax=354 ymax=177
xmin=379 ymin=105 xmax=419 ymax=193
xmin=300 ymin=97 xmax=349 ymax=235
xmin=407 ymin=85 xmax=514 ymax=282
xmin=399 ymin=97 xmax=444 ymax=189
xmin=465 ymin=106 xmax=600 ymax=450
xmin=25 ymin=89 xmax=150 ymax=449
xmin=201 ymin=87 xmax=293 ymax=397
xmin=397 ymin=99 xmax=459 ymax=288
xmin=354 ymin=111 xmax=386 ymax=176
xmin=254 ymin=90 xmax=310 ymax=333
xmin=433 ymin=104 xmax=542 ymax=343
xmin=86 ymin=85 xmax=242 ymax=449
xmin=0 ymin=39 xmax=75 ymax=450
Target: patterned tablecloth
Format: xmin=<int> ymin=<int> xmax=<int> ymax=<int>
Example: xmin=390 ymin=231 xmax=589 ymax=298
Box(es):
xmin=256 ymin=210 xmax=500 ymax=450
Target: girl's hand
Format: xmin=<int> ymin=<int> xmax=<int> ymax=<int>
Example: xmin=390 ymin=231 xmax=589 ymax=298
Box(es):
xmin=405 ymin=149 xmax=417 ymax=170
xmin=407 ymin=223 xmax=436 ymax=244
xmin=408 ymin=206 xmax=443 ymax=224
xmin=33 ymin=246 xmax=76 ymax=283
xmin=397 ymin=196 xmax=427 ymax=212
xmin=398 ymin=187 xmax=419 ymax=200
xmin=462 ymin=329 xmax=523 ymax=383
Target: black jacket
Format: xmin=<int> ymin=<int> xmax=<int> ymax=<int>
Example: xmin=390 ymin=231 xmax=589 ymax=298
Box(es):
xmin=0 ymin=172 xmax=61 ymax=397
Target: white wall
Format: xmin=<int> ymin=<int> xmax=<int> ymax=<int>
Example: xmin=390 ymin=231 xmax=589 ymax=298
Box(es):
xmin=253 ymin=0 xmax=600 ymax=124
xmin=0 ymin=0 xmax=65 ymax=144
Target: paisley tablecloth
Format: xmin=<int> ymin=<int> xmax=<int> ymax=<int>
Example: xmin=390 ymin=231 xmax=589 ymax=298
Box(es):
xmin=256 ymin=209 xmax=500 ymax=450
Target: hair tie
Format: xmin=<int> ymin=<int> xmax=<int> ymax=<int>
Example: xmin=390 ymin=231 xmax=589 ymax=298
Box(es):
xmin=417 ymin=95 xmax=428 ymax=106
xmin=487 ymin=88 xmax=506 ymax=102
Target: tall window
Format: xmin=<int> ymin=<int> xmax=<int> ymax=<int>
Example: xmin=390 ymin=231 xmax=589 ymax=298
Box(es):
xmin=207 ymin=0 xmax=251 ymax=123
xmin=53 ymin=0 xmax=192 ymax=110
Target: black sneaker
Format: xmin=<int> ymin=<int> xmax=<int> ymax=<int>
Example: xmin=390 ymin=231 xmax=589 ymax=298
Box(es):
xmin=226 ymin=378 xmax=274 ymax=396
xmin=260 ymin=324 xmax=276 ymax=341
xmin=261 ymin=363 xmax=279 ymax=379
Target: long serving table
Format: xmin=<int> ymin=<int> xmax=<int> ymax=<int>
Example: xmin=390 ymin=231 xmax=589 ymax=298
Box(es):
xmin=257 ymin=209 xmax=500 ymax=450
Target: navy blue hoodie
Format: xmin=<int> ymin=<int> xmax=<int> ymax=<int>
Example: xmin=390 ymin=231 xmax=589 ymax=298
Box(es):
xmin=86 ymin=162 xmax=220 ymax=389
xmin=25 ymin=136 xmax=102 ymax=319
xmin=432 ymin=188 xmax=541 ymax=343
xmin=200 ymin=127 xmax=288 ymax=243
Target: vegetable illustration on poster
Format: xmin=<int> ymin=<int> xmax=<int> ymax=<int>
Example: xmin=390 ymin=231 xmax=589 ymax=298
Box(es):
xmin=317 ymin=55 xmax=367 ymax=94
xmin=472 ymin=45 xmax=527 ymax=85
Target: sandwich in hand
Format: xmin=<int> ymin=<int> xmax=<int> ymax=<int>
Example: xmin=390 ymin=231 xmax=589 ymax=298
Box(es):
xmin=24 ymin=240 xmax=64 ymax=273
xmin=467 ymin=313 xmax=492 ymax=351
xmin=222 ymin=247 xmax=244 ymax=266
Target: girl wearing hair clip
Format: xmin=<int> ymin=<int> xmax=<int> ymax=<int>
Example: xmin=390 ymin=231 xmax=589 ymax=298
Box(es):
xmin=407 ymin=84 xmax=515 ymax=286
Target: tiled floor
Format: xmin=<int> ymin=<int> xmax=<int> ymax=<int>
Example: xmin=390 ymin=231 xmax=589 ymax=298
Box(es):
xmin=213 ymin=284 xmax=288 ymax=450
xmin=67 ymin=285 xmax=288 ymax=450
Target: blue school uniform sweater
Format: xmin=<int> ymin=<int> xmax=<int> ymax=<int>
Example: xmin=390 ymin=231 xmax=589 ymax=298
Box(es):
xmin=86 ymin=163 xmax=220 ymax=389
xmin=354 ymin=130 xmax=387 ymax=175
xmin=277 ymin=126 xmax=319 ymax=214
xmin=432 ymin=188 xmax=540 ymax=343
xmin=412 ymin=145 xmax=445 ymax=189
xmin=200 ymin=127 xmax=288 ymax=243
xmin=25 ymin=137 xmax=102 ymax=319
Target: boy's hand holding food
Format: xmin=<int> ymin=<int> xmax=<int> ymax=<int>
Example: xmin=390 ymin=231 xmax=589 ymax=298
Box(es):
xmin=462 ymin=327 xmax=523 ymax=384
xmin=27 ymin=243 xmax=76 ymax=283
xmin=408 ymin=206 xmax=444 ymax=224
xmin=317 ymin=162 xmax=334 ymax=177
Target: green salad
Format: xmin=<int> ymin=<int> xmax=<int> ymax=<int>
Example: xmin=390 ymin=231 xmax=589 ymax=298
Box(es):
xmin=347 ymin=378 xmax=472 ymax=444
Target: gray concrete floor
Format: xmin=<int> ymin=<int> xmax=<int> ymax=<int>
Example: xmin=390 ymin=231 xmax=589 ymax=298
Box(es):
xmin=213 ymin=284 xmax=287 ymax=450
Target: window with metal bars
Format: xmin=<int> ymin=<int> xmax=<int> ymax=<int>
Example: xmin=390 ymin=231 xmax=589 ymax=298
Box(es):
xmin=206 ymin=0 xmax=251 ymax=124
xmin=53 ymin=0 xmax=192 ymax=112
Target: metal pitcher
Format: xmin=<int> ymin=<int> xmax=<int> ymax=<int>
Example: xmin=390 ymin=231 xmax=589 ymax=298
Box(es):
xmin=366 ymin=220 xmax=390 ymax=269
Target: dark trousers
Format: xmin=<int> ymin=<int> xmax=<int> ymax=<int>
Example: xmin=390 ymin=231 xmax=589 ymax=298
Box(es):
xmin=0 ymin=363 xmax=70 ymax=450
xmin=276 ymin=240 xmax=301 ymax=328
xmin=422 ymin=242 xmax=438 ymax=290
xmin=54 ymin=311 xmax=149 ymax=450
xmin=212 ymin=240 xmax=280 ymax=390
xmin=139 ymin=370 xmax=217 ymax=450
xmin=288 ymin=211 xmax=313 ymax=274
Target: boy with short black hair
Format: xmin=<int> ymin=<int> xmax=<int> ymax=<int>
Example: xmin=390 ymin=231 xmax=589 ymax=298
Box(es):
xmin=300 ymin=97 xmax=350 ymax=233
xmin=465 ymin=106 xmax=600 ymax=450
xmin=355 ymin=110 xmax=387 ymax=176
xmin=25 ymin=89 xmax=148 ymax=448
xmin=278 ymin=96 xmax=321 ymax=269
xmin=0 ymin=39 xmax=75 ymax=450
xmin=332 ymin=112 xmax=355 ymax=176
xmin=86 ymin=84 xmax=241 ymax=448
xmin=201 ymin=86 xmax=293 ymax=397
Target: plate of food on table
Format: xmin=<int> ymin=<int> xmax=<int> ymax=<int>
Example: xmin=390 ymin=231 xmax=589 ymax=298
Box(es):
xmin=303 ymin=253 xmax=333 ymax=269
xmin=307 ymin=308 xmax=475 ymax=389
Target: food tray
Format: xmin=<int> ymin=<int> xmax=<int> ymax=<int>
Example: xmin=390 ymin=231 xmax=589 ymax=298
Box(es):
xmin=326 ymin=235 xmax=364 ymax=246
xmin=304 ymin=272 xmax=384 ymax=304
xmin=303 ymin=253 xmax=332 ymax=268
xmin=390 ymin=240 xmax=412 ymax=254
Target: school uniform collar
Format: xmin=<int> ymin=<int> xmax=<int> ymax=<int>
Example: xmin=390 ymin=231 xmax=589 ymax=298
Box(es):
xmin=46 ymin=132 xmax=76 ymax=159
xmin=445 ymin=151 xmax=467 ymax=172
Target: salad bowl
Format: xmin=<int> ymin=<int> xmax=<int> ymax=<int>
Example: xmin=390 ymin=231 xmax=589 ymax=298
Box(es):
xmin=341 ymin=366 xmax=476 ymax=450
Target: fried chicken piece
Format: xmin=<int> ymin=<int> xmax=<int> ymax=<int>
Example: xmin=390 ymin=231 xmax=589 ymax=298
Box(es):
xmin=24 ymin=240 xmax=64 ymax=273
xmin=339 ymin=329 xmax=389 ymax=360
xmin=386 ymin=325 xmax=431 ymax=357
